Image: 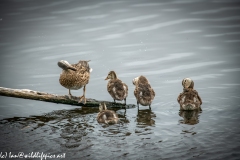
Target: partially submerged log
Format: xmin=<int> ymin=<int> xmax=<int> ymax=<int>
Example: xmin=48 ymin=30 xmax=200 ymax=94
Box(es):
xmin=0 ymin=87 xmax=135 ymax=108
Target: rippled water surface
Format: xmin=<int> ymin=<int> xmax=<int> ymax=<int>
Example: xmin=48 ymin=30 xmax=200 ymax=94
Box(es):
xmin=0 ymin=0 xmax=240 ymax=159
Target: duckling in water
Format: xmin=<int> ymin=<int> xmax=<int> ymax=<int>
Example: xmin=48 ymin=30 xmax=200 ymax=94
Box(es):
xmin=132 ymin=75 xmax=155 ymax=110
xmin=97 ymin=102 xmax=119 ymax=124
xmin=105 ymin=71 xmax=128 ymax=105
xmin=177 ymin=78 xmax=202 ymax=111
xmin=58 ymin=60 xmax=92 ymax=104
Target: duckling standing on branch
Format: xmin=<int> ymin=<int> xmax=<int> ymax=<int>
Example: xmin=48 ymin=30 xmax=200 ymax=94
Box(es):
xmin=105 ymin=71 xmax=128 ymax=105
xmin=58 ymin=60 xmax=92 ymax=104
xmin=177 ymin=78 xmax=202 ymax=111
xmin=132 ymin=76 xmax=155 ymax=110
xmin=97 ymin=102 xmax=119 ymax=124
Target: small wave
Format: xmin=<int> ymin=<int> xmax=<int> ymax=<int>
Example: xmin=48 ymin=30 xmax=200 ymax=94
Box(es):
xmin=113 ymin=15 xmax=159 ymax=23
xmin=125 ymin=53 xmax=194 ymax=66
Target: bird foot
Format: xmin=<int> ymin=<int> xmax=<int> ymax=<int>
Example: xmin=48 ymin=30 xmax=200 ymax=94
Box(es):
xmin=68 ymin=94 xmax=72 ymax=99
xmin=78 ymin=95 xmax=87 ymax=104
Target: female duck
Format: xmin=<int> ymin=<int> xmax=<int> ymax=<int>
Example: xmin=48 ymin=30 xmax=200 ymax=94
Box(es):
xmin=132 ymin=75 xmax=155 ymax=109
xmin=177 ymin=78 xmax=202 ymax=111
xmin=97 ymin=102 xmax=119 ymax=124
xmin=105 ymin=71 xmax=128 ymax=105
xmin=58 ymin=60 xmax=92 ymax=104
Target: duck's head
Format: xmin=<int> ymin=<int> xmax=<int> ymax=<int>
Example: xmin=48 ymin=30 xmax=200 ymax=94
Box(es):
xmin=79 ymin=60 xmax=93 ymax=72
xmin=182 ymin=78 xmax=194 ymax=89
xmin=99 ymin=102 xmax=107 ymax=111
xmin=105 ymin=71 xmax=118 ymax=80
xmin=133 ymin=75 xmax=149 ymax=86
xmin=132 ymin=76 xmax=139 ymax=86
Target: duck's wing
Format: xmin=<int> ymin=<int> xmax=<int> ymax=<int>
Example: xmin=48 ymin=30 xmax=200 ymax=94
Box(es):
xmin=195 ymin=90 xmax=202 ymax=105
xmin=108 ymin=79 xmax=126 ymax=100
xmin=151 ymin=88 xmax=155 ymax=98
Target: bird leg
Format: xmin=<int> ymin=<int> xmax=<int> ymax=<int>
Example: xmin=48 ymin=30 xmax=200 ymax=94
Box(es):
xmin=68 ymin=89 xmax=72 ymax=99
xmin=79 ymin=85 xmax=87 ymax=104
xmin=149 ymin=104 xmax=152 ymax=110
xmin=114 ymin=99 xmax=116 ymax=103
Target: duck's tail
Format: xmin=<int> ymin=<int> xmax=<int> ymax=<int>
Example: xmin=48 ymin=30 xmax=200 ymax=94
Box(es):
xmin=57 ymin=60 xmax=76 ymax=71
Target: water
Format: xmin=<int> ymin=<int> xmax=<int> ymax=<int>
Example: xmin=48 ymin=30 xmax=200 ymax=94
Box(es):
xmin=0 ymin=0 xmax=240 ymax=159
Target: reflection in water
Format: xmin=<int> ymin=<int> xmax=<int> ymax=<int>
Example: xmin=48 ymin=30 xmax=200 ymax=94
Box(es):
xmin=0 ymin=108 xmax=96 ymax=149
xmin=179 ymin=110 xmax=201 ymax=125
xmin=136 ymin=109 xmax=156 ymax=126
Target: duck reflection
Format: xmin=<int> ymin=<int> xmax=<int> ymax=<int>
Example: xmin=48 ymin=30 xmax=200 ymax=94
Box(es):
xmin=136 ymin=109 xmax=156 ymax=126
xmin=0 ymin=107 xmax=99 ymax=149
xmin=179 ymin=110 xmax=201 ymax=125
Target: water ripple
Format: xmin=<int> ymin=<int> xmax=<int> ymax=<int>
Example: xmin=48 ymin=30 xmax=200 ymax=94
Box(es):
xmin=80 ymin=25 xmax=116 ymax=32
xmin=164 ymin=74 xmax=224 ymax=83
xmin=76 ymin=14 xmax=108 ymax=20
xmin=204 ymin=32 xmax=240 ymax=37
xmin=125 ymin=53 xmax=194 ymax=66
xmin=221 ymin=68 xmax=240 ymax=72
xmin=191 ymin=7 xmax=240 ymax=15
xmin=41 ymin=51 xmax=91 ymax=60
xmin=113 ymin=15 xmax=159 ymax=23
xmin=119 ymin=61 xmax=224 ymax=77
xmin=92 ymin=33 xmax=123 ymax=41
xmin=130 ymin=17 xmax=240 ymax=32
xmin=19 ymin=1 xmax=73 ymax=11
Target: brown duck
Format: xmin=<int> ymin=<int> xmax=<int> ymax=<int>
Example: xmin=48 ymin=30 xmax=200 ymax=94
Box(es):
xmin=58 ymin=60 xmax=92 ymax=104
xmin=177 ymin=78 xmax=202 ymax=111
xmin=105 ymin=71 xmax=128 ymax=105
xmin=132 ymin=75 xmax=155 ymax=109
xmin=97 ymin=102 xmax=119 ymax=124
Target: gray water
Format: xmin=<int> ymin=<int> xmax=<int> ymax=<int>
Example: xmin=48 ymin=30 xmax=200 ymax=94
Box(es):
xmin=0 ymin=0 xmax=240 ymax=159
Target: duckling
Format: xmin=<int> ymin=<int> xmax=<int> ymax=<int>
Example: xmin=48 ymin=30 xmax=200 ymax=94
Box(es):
xmin=177 ymin=78 xmax=202 ymax=111
xmin=132 ymin=76 xmax=155 ymax=109
xmin=105 ymin=71 xmax=128 ymax=105
xmin=97 ymin=102 xmax=119 ymax=124
xmin=58 ymin=60 xmax=92 ymax=104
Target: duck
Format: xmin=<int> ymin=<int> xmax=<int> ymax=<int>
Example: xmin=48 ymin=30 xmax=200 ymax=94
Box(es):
xmin=132 ymin=75 xmax=155 ymax=109
xmin=58 ymin=60 xmax=92 ymax=104
xmin=105 ymin=71 xmax=128 ymax=105
xmin=97 ymin=102 xmax=119 ymax=124
xmin=177 ymin=78 xmax=202 ymax=111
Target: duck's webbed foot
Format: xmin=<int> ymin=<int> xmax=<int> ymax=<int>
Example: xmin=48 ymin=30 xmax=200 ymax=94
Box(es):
xmin=79 ymin=95 xmax=87 ymax=104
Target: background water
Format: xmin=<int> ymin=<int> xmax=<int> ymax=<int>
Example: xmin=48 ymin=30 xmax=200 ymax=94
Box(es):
xmin=0 ymin=0 xmax=240 ymax=159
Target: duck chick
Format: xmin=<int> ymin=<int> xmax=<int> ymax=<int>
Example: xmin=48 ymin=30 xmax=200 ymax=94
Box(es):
xmin=133 ymin=76 xmax=155 ymax=109
xmin=105 ymin=71 xmax=128 ymax=105
xmin=177 ymin=78 xmax=202 ymax=111
xmin=58 ymin=60 xmax=92 ymax=104
xmin=97 ymin=102 xmax=119 ymax=124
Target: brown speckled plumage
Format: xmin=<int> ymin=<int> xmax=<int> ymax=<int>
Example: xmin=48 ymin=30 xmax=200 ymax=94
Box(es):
xmin=105 ymin=71 xmax=128 ymax=104
xmin=58 ymin=60 xmax=92 ymax=104
xmin=177 ymin=78 xmax=202 ymax=111
xmin=133 ymin=76 xmax=155 ymax=109
xmin=97 ymin=102 xmax=119 ymax=124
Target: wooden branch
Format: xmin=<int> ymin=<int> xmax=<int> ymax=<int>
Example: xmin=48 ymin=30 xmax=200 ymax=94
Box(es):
xmin=0 ymin=87 xmax=135 ymax=108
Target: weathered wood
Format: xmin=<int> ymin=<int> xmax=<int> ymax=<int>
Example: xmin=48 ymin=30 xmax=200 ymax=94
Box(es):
xmin=0 ymin=87 xmax=135 ymax=108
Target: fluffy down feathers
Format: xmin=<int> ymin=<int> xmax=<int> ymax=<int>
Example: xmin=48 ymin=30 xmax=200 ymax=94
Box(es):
xmin=133 ymin=76 xmax=155 ymax=107
xmin=178 ymin=78 xmax=202 ymax=111
xmin=97 ymin=102 xmax=119 ymax=124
